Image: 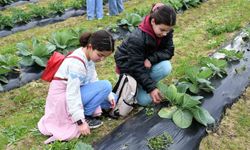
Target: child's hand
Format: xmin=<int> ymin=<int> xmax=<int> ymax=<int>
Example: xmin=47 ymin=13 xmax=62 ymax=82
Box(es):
xmin=109 ymin=98 xmax=116 ymax=109
xmin=150 ymin=88 xmax=163 ymax=104
xmin=78 ymin=122 xmax=90 ymax=135
xmin=144 ymin=59 xmax=152 ymax=69
xmin=108 ymin=93 xmax=116 ymax=109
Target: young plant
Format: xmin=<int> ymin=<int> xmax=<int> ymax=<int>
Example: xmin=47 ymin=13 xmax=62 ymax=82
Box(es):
xmin=242 ymin=27 xmax=250 ymax=42
xmin=74 ymin=142 xmax=94 ymax=150
xmin=177 ymin=66 xmax=215 ymax=94
xmin=49 ymin=1 xmax=65 ymax=16
xmin=28 ymin=4 xmax=49 ymax=19
xmin=0 ymin=0 xmax=14 ymax=6
xmin=145 ymin=106 xmax=155 ymax=116
xmin=69 ymin=0 xmax=84 ymax=9
xmin=147 ymin=132 xmax=173 ymax=150
xmin=162 ymin=0 xmax=183 ymax=10
xmin=199 ymin=57 xmax=227 ymax=78
xmin=107 ymin=23 xmax=119 ymax=33
xmin=0 ymin=54 xmax=18 ymax=91
xmin=11 ymin=8 xmax=31 ymax=25
xmin=218 ymin=49 xmax=244 ymax=62
xmin=16 ymin=38 xmax=55 ymax=67
xmin=117 ymin=13 xmax=142 ymax=32
xmin=158 ymin=83 xmax=215 ymax=129
xmin=0 ymin=14 xmax=14 ymax=30
xmin=48 ymin=29 xmax=81 ymax=53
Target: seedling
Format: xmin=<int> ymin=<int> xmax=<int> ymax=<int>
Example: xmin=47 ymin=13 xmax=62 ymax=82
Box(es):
xmin=0 ymin=54 xmax=18 ymax=91
xmin=74 ymin=142 xmax=93 ymax=150
xmin=145 ymin=106 xmax=155 ymax=116
xmin=177 ymin=66 xmax=215 ymax=94
xmin=48 ymin=1 xmax=65 ymax=16
xmin=218 ymin=49 xmax=244 ymax=62
xmin=28 ymin=4 xmax=49 ymax=19
xmin=11 ymin=8 xmax=32 ymax=25
xmin=199 ymin=57 xmax=227 ymax=78
xmin=147 ymin=132 xmax=173 ymax=150
xmin=0 ymin=0 xmax=14 ymax=6
xmin=0 ymin=14 xmax=14 ymax=30
xmin=235 ymin=65 xmax=246 ymax=74
xmin=158 ymin=83 xmax=215 ymax=128
xmin=162 ymin=0 xmax=183 ymax=10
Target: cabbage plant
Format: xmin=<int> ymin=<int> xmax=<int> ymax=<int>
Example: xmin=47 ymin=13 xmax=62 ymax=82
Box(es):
xmin=16 ymin=38 xmax=56 ymax=67
xmin=158 ymin=84 xmax=215 ymax=128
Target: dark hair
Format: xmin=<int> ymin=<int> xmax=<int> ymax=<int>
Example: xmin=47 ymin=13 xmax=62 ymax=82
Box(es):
xmin=150 ymin=4 xmax=176 ymax=26
xmin=79 ymin=30 xmax=115 ymax=52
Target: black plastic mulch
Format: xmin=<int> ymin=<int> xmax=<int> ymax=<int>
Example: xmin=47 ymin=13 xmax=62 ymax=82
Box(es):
xmin=94 ymin=31 xmax=250 ymax=150
xmin=0 ymin=9 xmax=85 ymax=38
xmin=1 ymin=65 xmax=43 ymax=92
xmin=0 ymin=0 xmax=38 ymax=11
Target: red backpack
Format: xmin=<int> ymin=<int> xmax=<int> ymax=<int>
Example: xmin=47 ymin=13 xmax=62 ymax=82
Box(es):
xmin=41 ymin=51 xmax=86 ymax=82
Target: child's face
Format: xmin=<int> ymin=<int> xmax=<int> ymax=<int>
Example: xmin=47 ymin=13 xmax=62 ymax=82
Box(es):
xmin=151 ymin=19 xmax=172 ymax=38
xmin=90 ymin=49 xmax=112 ymax=62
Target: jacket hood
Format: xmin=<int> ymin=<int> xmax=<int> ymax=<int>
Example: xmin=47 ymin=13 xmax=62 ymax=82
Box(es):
xmin=139 ymin=15 xmax=162 ymax=45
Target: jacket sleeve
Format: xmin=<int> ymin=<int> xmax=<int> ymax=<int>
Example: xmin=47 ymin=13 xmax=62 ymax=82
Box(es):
xmin=66 ymin=60 xmax=87 ymax=122
xmin=147 ymin=30 xmax=175 ymax=65
xmin=127 ymin=36 xmax=157 ymax=93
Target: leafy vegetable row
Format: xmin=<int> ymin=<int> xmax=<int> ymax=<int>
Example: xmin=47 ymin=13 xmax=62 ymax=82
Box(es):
xmin=0 ymin=0 xmax=85 ymax=30
xmin=157 ymin=49 xmax=245 ymax=128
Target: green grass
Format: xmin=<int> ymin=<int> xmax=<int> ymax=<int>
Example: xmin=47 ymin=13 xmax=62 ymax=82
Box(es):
xmin=0 ymin=0 xmax=250 ymax=149
xmin=200 ymin=88 xmax=250 ymax=150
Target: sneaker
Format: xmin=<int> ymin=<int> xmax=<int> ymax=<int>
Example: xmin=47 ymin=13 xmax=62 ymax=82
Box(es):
xmin=102 ymin=109 xmax=119 ymax=119
xmin=85 ymin=116 xmax=103 ymax=129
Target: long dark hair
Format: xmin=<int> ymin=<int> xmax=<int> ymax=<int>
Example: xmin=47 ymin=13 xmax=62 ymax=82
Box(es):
xmin=79 ymin=30 xmax=115 ymax=52
xmin=150 ymin=4 xmax=176 ymax=26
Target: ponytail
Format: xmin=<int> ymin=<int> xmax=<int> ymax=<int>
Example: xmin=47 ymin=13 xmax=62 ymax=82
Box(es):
xmin=79 ymin=32 xmax=92 ymax=47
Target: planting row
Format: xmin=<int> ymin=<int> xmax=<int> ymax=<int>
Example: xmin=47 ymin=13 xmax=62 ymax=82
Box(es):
xmin=0 ymin=0 xmax=37 ymax=10
xmin=95 ymin=26 xmax=250 ymax=150
xmin=0 ymin=0 xmax=86 ymax=37
xmin=0 ymin=0 xmax=206 ymax=37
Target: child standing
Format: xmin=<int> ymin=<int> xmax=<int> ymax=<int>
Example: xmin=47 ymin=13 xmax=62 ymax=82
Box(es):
xmin=114 ymin=3 xmax=176 ymax=106
xmin=108 ymin=0 xmax=124 ymax=16
xmin=86 ymin=0 xmax=103 ymax=20
xmin=38 ymin=30 xmax=116 ymax=143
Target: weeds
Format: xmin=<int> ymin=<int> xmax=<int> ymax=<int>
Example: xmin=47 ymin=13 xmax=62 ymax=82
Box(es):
xmin=147 ymin=132 xmax=173 ymax=150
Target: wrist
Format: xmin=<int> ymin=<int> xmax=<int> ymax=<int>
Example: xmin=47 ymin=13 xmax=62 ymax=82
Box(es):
xmin=76 ymin=119 xmax=85 ymax=126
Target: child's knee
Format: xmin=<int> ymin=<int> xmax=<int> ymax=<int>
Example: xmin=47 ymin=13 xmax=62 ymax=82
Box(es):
xmin=161 ymin=61 xmax=172 ymax=77
xmin=137 ymin=93 xmax=152 ymax=106
xmin=100 ymin=80 xmax=112 ymax=93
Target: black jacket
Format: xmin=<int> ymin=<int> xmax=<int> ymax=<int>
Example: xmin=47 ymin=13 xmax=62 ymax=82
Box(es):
xmin=114 ymin=28 xmax=174 ymax=93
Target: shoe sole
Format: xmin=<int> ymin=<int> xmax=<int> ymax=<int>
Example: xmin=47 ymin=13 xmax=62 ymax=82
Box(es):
xmin=89 ymin=121 xmax=103 ymax=129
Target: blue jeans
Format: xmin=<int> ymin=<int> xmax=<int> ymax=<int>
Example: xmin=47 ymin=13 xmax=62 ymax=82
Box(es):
xmin=136 ymin=61 xmax=172 ymax=106
xmin=108 ymin=0 xmax=124 ymax=16
xmin=80 ymin=80 xmax=117 ymax=116
xmin=86 ymin=0 xmax=103 ymax=20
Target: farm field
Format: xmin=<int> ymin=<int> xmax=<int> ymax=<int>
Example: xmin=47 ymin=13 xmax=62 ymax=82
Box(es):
xmin=0 ymin=0 xmax=249 ymax=149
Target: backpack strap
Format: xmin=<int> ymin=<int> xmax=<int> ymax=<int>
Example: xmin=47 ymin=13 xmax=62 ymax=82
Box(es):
xmin=53 ymin=55 xmax=87 ymax=81
xmin=66 ymin=56 xmax=87 ymax=70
